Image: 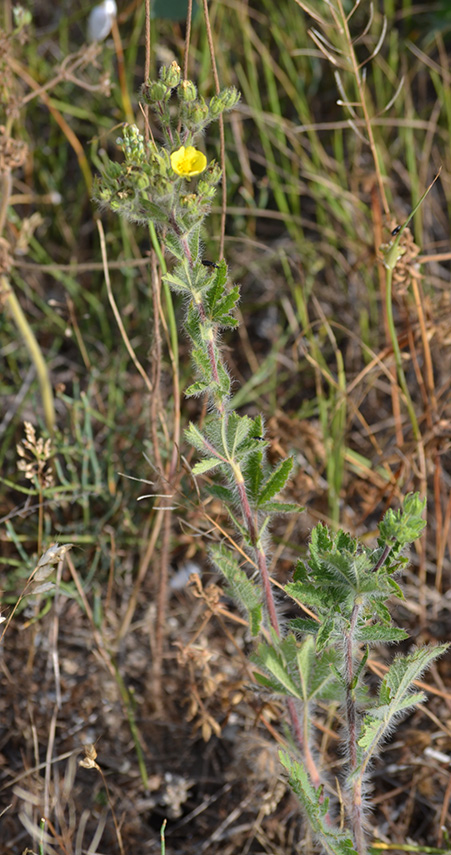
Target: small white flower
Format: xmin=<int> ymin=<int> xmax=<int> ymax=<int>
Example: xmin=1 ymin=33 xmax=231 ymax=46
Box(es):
xmin=87 ymin=0 xmax=117 ymax=42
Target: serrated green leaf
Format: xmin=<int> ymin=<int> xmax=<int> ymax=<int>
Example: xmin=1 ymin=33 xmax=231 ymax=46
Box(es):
xmin=383 ymin=644 xmax=448 ymax=701
xmin=316 ymin=616 xmax=334 ymax=653
xmin=164 ymin=232 xmax=185 ymax=261
xmin=217 ymin=360 xmax=231 ymax=396
xmin=225 ymin=412 xmax=252 ymax=455
xmin=210 ymin=543 xmax=262 ymax=636
xmin=288 ymin=617 xmax=320 ymax=636
xmin=188 ymin=224 xmax=202 ymax=260
xmin=386 ymin=576 xmax=404 ymax=598
xmin=184 ymin=422 xmax=209 ymax=454
xmin=192 ymin=346 xmax=211 ymax=379
xmin=204 ymin=259 xmax=228 ymax=310
xmin=357 ymin=625 xmax=408 ymax=643
xmin=211 ymin=285 xmax=240 ymax=322
xmin=226 ymin=506 xmax=250 ymax=542
xmin=356 ymin=644 xmax=449 ymax=766
xmin=253 ymin=671 xmax=283 ymax=692
xmin=252 ymin=642 xmax=302 ymax=698
xmin=258 ymin=500 xmax=304 ymax=514
xmin=284 ymin=581 xmax=325 ymax=611
xmin=257 ymin=457 xmax=293 ymax=506
xmin=379 ymin=493 xmax=427 ymax=546
xmin=279 ymin=753 xmax=358 ymax=855
xmin=185 ymin=302 xmax=201 ymax=343
xmin=372 ymin=600 xmax=392 ymax=624
xmin=204 ymin=483 xmax=235 ymax=503
xmin=191 ymin=457 xmax=220 ymax=476
xmin=185 ymin=380 xmax=210 ymax=397
xmin=308 ymin=524 xmax=332 ymax=574
xmin=244 ymin=450 xmax=264 ymax=502
xmin=163 ymin=270 xmax=191 ymax=293
xmin=138 ymin=198 xmax=169 ymax=222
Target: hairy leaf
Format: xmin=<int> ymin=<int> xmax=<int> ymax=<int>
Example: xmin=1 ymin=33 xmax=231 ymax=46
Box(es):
xmin=259 ymin=500 xmax=304 ymax=514
xmin=210 ymin=543 xmax=262 ymax=636
xmin=279 ymin=753 xmax=358 ymax=855
xmin=163 ymin=269 xmax=192 ymax=294
xmin=357 ymin=644 xmax=449 ymax=763
xmin=357 ymin=625 xmax=408 ymax=644
xmin=253 ymin=640 xmax=302 ymax=699
xmin=257 ymin=457 xmax=293 ymax=506
xmin=185 ymin=379 xmax=210 ymax=397
xmin=191 ymin=457 xmax=220 ymax=476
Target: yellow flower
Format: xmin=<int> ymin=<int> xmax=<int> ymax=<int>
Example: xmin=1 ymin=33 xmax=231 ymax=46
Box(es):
xmin=170 ymin=146 xmax=207 ymax=178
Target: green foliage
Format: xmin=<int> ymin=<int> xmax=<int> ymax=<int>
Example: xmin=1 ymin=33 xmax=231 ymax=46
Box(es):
xmin=253 ymin=634 xmax=342 ymax=704
xmin=256 ymin=495 xmax=448 ymax=850
xmin=356 ymin=644 xmax=448 ymax=766
xmin=257 ymin=457 xmax=293 ymax=506
xmin=285 ymin=497 xmax=425 ymax=639
xmin=210 ymin=543 xmax=262 ymax=636
xmin=279 ymin=753 xmax=358 ymax=855
xmin=378 ymin=492 xmax=427 ymax=548
xmin=93 ymin=62 xmax=447 ymax=855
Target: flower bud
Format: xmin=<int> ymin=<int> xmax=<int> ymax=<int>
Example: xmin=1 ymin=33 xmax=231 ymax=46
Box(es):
xmin=178 ymin=79 xmax=197 ymax=102
xmin=136 ymin=174 xmax=150 ymax=190
xmin=160 ymin=61 xmax=181 ymax=88
xmin=142 ymin=80 xmax=167 ymax=104
xmin=180 ymin=194 xmax=197 ymax=208
xmin=191 ymin=101 xmax=209 ymax=125
xmin=106 ymin=161 xmax=122 ymax=179
xmin=210 ymin=87 xmax=240 ymax=116
xmin=204 ymin=162 xmax=222 ymax=185
xmin=196 ymin=182 xmax=216 ymax=202
xmin=220 ymin=86 xmax=241 ymax=110
xmin=97 ymin=186 xmax=113 ymax=201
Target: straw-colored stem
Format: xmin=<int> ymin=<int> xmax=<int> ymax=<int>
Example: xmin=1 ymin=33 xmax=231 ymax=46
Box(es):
xmin=384 ymin=266 xmax=420 ymax=441
xmin=3 ymin=276 xmax=56 ymax=433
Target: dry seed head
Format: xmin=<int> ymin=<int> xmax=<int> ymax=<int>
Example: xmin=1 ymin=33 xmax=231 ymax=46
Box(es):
xmin=0 ymin=236 xmax=13 ymax=275
xmin=79 ymin=744 xmax=100 ymax=771
xmin=17 ymin=421 xmax=54 ymax=486
xmin=0 ymin=128 xmax=28 ymax=171
xmin=391 ymin=226 xmax=420 ymax=295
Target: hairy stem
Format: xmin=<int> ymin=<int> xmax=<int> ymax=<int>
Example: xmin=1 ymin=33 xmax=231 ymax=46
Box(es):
xmin=344 ymin=601 xmax=366 ymax=854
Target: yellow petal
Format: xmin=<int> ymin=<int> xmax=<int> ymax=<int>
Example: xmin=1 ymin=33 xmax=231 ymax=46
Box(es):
xmin=170 ymin=146 xmax=207 ymax=178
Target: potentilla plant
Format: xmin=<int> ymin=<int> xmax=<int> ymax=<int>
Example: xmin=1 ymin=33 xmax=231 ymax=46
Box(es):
xmin=94 ymin=63 xmax=448 ymax=855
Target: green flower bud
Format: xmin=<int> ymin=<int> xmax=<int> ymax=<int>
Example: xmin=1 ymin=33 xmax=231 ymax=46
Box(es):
xmin=13 ymin=5 xmax=32 ymax=30
xmin=106 ymin=161 xmax=122 ymax=179
xmin=197 ymin=183 xmax=216 ymax=202
xmin=204 ymin=162 xmax=222 ymax=185
xmin=208 ymin=95 xmax=222 ymax=118
xmin=160 ymin=61 xmax=181 ymax=88
xmin=142 ymin=80 xmax=167 ymax=104
xmin=210 ymin=87 xmax=240 ymax=116
xmin=180 ymin=193 xmax=197 ymax=208
xmin=117 ymin=124 xmax=145 ymax=163
xmin=191 ymin=100 xmax=209 ymax=125
xmin=220 ymin=86 xmax=241 ymax=110
xmin=98 ymin=187 xmax=113 ymax=201
xmin=178 ymin=79 xmax=197 ymax=102
xmin=136 ymin=174 xmax=150 ymax=190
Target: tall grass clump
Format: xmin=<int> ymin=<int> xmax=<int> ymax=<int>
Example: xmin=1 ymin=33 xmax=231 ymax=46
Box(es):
xmin=93 ymin=56 xmax=448 ymax=854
